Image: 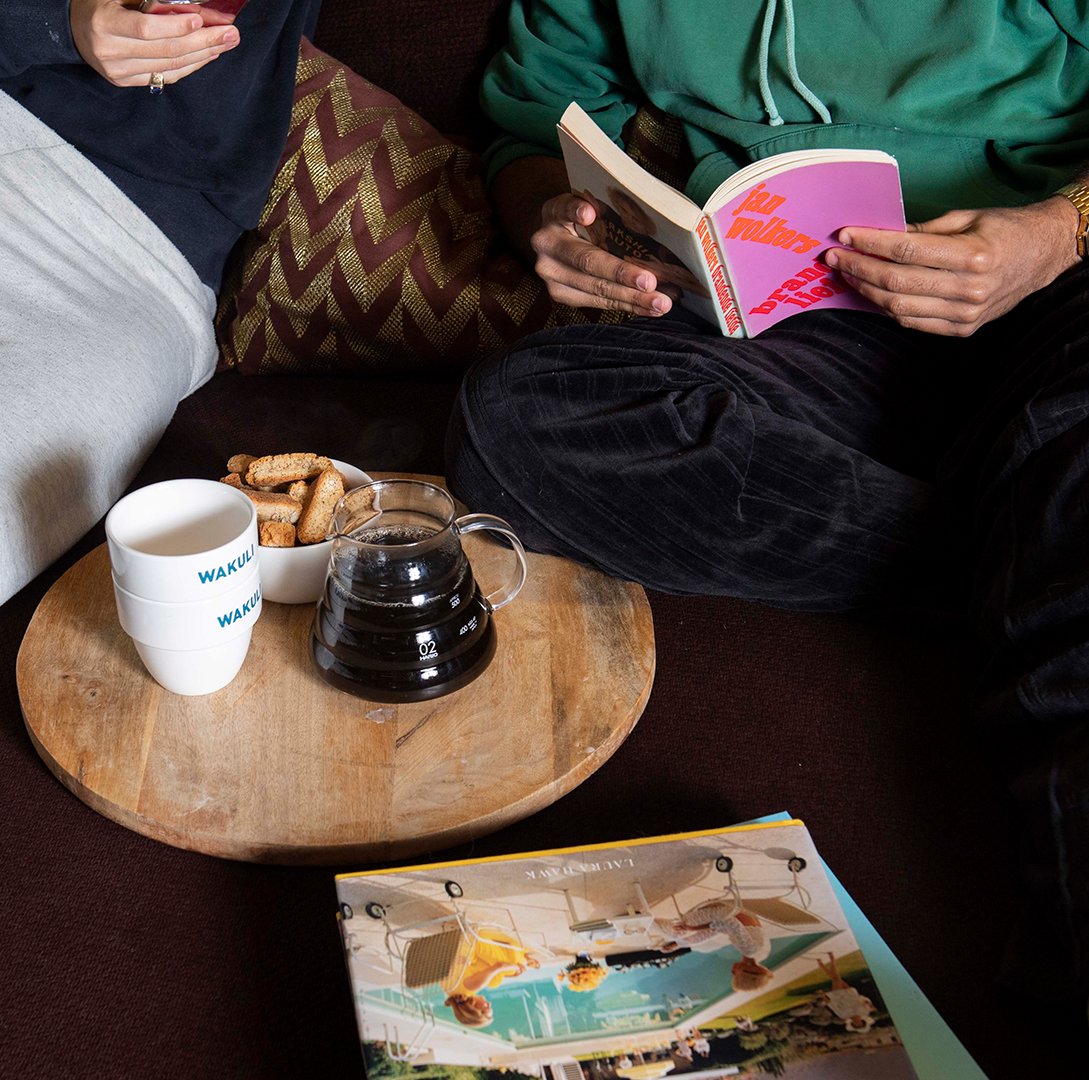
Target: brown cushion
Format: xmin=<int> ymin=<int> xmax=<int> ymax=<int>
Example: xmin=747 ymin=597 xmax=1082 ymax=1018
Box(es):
xmin=215 ymin=39 xmax=624 ymax=376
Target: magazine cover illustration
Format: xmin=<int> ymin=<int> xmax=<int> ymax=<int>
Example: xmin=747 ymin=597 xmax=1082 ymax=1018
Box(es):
xmin=336 ymin=823 xmax=920 ymax=1079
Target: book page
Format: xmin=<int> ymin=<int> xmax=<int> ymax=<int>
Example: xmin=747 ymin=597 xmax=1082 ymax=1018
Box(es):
xmin=336 ymin=822 xmax=922 ymax=1080
xmin=558 ymin=125 xmax=729 ymax=333
xmin=559 ymin=104 xmax=702 ymax=231
xmin=702 ymin=150 xmax=898 ymax=215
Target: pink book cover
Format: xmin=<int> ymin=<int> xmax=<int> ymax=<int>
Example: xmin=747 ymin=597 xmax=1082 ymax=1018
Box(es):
xmin=710 ymin=159 xmax=905 ymax=336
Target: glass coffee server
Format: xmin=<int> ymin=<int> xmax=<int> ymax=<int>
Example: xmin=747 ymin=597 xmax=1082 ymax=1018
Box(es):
xmin=311 ymin=479 xmax=527 ymax=703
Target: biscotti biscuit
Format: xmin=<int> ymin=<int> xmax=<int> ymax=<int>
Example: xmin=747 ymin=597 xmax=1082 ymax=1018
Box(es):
xmin=220 ymin=473 xmax=244 ymax=489
xmin=227 ymin=453 xmax=257 ymax=475
xmin=296 ymin=468 xmax=345 ymax=544
xmin=287 ymin=480 xmax=310 ymax=503
xmin=259 ymin=521 xmax=296 ymax=547
xmin=243 ymin=489 xmax=303 ymax=524
xmin=245 ymin=453 xmax=332 ymax=487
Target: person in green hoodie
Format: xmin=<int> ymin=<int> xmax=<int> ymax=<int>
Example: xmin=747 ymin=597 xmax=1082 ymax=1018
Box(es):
xmin=444 ymin=1 xmax=1089 ymax=1000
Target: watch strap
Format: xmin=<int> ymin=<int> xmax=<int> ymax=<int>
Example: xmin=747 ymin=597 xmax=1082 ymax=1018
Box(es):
xmin=1056 ymin=181 xmax=1089 ymax=259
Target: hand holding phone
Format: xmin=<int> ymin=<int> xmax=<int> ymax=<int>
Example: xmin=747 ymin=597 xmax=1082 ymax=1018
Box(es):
xmin=70 ymin=0 xmax=241 ymax=89
xmin=139 ymin=0 xmax=242 ymax=22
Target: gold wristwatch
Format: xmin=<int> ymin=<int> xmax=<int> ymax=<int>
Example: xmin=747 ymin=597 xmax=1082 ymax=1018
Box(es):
xmin=1055 ymin=181 xmax=1089 ymax=259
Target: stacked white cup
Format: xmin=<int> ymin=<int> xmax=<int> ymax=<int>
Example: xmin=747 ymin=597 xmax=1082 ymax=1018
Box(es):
xmin=105 ymin=479 xmax=263 ymax=696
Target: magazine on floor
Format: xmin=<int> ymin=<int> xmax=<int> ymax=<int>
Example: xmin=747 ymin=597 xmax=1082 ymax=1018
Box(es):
xmin=335 ymin=820 xmax=934 ymax=1079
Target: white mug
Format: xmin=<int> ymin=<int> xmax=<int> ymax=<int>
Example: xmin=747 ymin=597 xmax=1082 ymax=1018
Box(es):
xmin=133 ymin=631 xmax=255 ymax=697
xmin=112 ymin=569 xmax=261 ymax=651
xmin=106 ymin=479 xmax=258 ymax=603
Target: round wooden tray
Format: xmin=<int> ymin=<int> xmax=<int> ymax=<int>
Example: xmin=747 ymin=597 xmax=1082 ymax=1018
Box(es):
xmin=16 ymin=476 xmax=654 ymax=865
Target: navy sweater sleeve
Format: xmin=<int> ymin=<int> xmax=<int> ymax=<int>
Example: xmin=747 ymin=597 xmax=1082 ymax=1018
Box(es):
xmin=0 ymin=0 xmax=323 ymax=291
xmin=0 ymin=2 xmax=82 ymax=76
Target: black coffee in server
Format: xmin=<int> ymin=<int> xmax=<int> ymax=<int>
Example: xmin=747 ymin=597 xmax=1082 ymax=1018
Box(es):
xmin=311 ymin=496 xmax=502 ymax=703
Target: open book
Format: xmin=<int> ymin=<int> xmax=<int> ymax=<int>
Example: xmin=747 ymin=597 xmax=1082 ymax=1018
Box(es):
xmin=557 ymin=103 xmax=906 ymax=337
xmin=334 ymin=820 xmax=979 ymax=1079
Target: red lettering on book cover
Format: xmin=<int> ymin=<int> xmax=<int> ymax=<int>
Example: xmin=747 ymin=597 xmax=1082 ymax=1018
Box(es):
xmin=725 ymin=189 xmax=822 ymax=254
xmin=697 ymin=217 xmax=741 ymax=334
xmin=748 ymin=259 xmax=850 ymax=316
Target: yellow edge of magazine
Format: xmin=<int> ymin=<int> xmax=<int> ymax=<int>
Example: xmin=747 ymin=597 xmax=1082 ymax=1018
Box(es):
xmin=334 ymin=818 xmax=804 ymax=880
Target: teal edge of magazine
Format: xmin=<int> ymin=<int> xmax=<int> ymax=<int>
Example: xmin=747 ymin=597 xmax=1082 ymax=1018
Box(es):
xmin=752 ymin=812 xmax=988 ymax=1080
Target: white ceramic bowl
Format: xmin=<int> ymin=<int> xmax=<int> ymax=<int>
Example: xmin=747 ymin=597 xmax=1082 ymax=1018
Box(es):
xmin=257 ymin=459 xmax=373 ymax=604
xmin=134 ymin=629 xmax=253 ymax=697
xmin=106 ymin=479 xmax=258 ymax=603
xmin=113 ymin=568 xmax=261 ymax=651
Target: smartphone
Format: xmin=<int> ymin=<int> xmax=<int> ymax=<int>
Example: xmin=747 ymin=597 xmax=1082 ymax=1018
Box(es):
xmin=139 ymin=1 xmax=214 ymax=9
xmin=139 ymin=1 xmax=248 ymax=16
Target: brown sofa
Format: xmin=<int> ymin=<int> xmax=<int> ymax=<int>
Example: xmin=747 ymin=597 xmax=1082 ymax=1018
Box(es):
xmin=1 ymin=2 xmax=1084 ymax=1077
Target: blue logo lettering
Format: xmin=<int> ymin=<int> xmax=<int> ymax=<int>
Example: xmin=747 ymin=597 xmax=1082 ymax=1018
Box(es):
xmin=200 ymin=547 xmax=255 ymax=585
xmin=216 ymin=589 xmax=260 ymax=628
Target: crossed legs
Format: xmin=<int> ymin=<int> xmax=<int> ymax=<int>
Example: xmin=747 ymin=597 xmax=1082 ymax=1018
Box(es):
xmin=446 ymin=262 xmax=1089 ymax=995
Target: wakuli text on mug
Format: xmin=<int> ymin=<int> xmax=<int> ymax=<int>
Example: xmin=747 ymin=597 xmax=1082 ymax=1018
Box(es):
xmin=106 ymin=479 xmax=259 ymax=602
xmin=112 ymin=573 xmax=262 ymax=651
xmin=196 ymin=545 xmax=256 ymax=585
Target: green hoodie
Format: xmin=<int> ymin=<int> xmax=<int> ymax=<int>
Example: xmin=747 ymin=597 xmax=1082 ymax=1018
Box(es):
xmin=481 ymin=0 xmax=1089 ymax=220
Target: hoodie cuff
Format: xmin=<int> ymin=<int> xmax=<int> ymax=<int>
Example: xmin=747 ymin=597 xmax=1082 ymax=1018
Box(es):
xmin=483 ymin=135 xmax=564 ymax=192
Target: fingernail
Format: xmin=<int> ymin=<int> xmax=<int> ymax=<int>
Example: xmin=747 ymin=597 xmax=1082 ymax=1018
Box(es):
xmin=223 ymin=28 xmax=240 ymax=44
xmin=652 ymin=296 xmax=669 ymax=312
xmin=637 ymin=274 xmax=652 ymax=291
xmin=842 ymin=272 xmax=857 ymax=286
xmin=838 ymin=229 xmax=852 ymax=246
xmin=190 ymin=17 xmax=201 ymax=30
xmin=824 ymin=250 xmax=839 ymax=267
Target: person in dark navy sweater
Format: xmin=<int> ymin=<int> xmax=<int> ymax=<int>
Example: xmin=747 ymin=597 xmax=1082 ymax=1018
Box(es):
xmin=0 ymin=0 xmax=322 ymax=290
xmin=0 ymin=1 xmax=321 ymax=604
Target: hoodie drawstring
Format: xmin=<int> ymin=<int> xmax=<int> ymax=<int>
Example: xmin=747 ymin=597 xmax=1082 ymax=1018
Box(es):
xmin=757 ymin=0 xmax=833 ymax=127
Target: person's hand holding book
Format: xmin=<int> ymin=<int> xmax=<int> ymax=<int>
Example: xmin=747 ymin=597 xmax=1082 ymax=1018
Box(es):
xmin=531 ymin=191 xmax=673 ymax=317
xmin=491 ymin=155 xmax=674 ymax=319
xmin=824 ymin=198 xmax=1081 ymax=337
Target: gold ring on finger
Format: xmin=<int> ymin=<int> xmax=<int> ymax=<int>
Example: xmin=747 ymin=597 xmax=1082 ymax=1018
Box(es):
xmin=149 ymin=72 xmax=165 ymax=96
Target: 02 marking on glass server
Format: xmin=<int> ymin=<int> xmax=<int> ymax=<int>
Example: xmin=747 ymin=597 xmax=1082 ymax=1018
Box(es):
xmin=418 ymin=640 xmax=438 ymax=659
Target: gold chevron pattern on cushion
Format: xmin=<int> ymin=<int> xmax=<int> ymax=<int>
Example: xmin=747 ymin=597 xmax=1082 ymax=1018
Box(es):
xmin=215 ymin=39 xmax=627 ymax=375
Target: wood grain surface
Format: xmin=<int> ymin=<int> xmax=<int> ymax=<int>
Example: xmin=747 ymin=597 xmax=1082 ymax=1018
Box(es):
xmin=17 ymin=477 xmax=655 ymax=865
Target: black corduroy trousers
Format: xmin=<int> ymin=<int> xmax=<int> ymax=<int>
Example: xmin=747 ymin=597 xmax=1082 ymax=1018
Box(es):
xmin=445 ymin=261 xmax=1089 ymax=998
